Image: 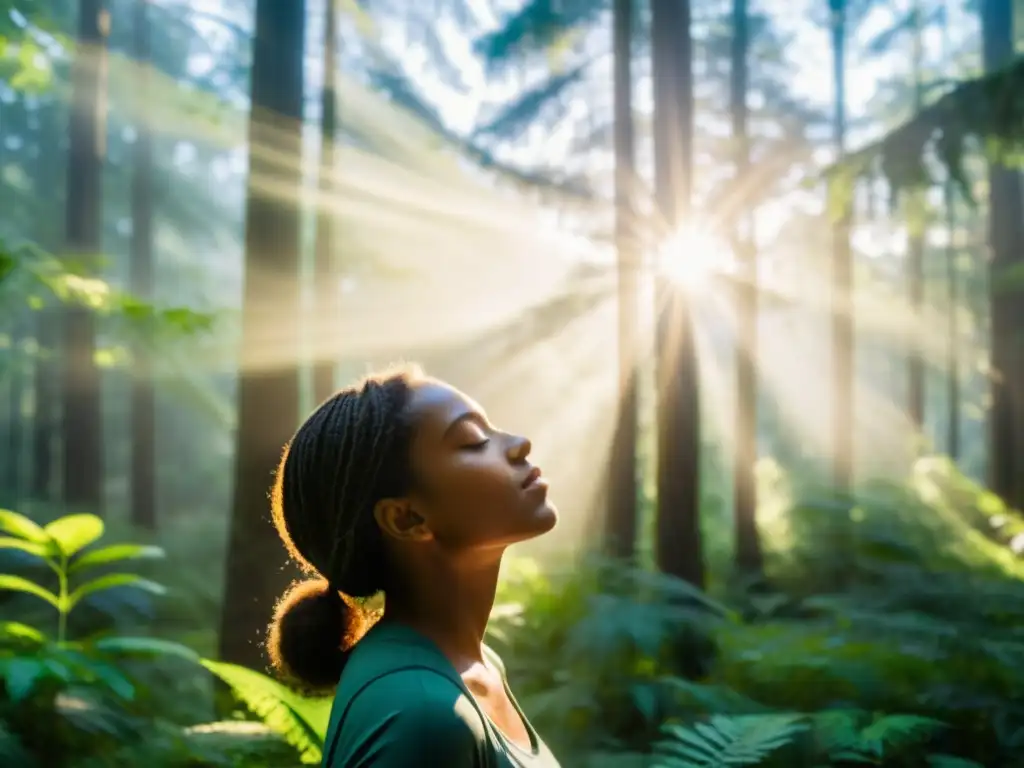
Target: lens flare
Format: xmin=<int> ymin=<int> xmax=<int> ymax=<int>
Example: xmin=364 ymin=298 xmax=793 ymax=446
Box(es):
xmin=657 ymin=226 xmax=732 ymax=289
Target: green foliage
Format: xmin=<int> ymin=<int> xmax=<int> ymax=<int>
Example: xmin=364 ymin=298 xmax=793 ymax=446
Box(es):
xmin=5 ymin=463 xmax=1024 ymax=767
xmin=0 ymin=509 xmax=167 ymax=642
xmin=473 ymin=0 xmax=606 ymax=74
xmin=0 ymin=239 xmax=215 ymax=337
xmin=496 ymin=458 xmax=1024 ymax=768
xmin=0 ymin=506 xmax=320 ymax=766
xmin=201 ymin=660 xmax=331 ymax=764
xmin=834 ymin=55 xmax=1024 ymax=203
xmin=0 ymin=16 xmax=56 ymax=93
xmin=653 ymin=714 xmax=806 ymax=767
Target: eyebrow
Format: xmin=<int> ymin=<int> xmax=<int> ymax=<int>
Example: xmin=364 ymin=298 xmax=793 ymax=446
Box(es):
xmin=442 ymin=411 xmax=488 ymax=440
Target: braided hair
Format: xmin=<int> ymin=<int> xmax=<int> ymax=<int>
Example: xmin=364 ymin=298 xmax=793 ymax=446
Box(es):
xmin=266 ymin=364 xmax=422 ymax=691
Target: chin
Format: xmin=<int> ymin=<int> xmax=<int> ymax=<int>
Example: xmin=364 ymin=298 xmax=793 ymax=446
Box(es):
xmin=530 ymin=499 xmax=558 ymax=535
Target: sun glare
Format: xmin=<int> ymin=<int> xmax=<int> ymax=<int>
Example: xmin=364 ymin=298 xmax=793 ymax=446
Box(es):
xmin=657 ymin=226 xmax=732 ymax=289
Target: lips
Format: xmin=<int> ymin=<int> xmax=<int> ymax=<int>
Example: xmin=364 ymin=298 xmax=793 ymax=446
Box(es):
xmin=521 ymin=466 xmax=543 ymax=489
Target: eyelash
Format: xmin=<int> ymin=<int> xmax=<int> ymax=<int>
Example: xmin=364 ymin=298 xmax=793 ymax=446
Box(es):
xmin=464 ymin=438 xmax=490 ymax=451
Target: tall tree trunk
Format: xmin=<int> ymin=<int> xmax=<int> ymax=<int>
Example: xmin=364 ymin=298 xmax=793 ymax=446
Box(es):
xmin=980 ymin=0 xmax=1023 ymax=508
xmin=942 ymin=0 xmax=959 ymax=460
xmin=32 ymin=99 xmax=62 ymax=503
xmin=651 ymin=0 xmax=703 ymax=587
xmin=944 ymin=179 xmax=960 ymax=458
xmin=0 ymin=98 xmax=23 ymax=507
xmin=312 ymin=0 xmax=339 ymax=405
xmin=907 ymin=1 xmax=926 ymax=437
xmin=731 ymin=0 xmax=761 ymax=577
xmin=32 ymin=311 xmax=57 ymax=501
xmin=219 ymin=0 xmax=307 ymax=668
xmin=829 ymin=0 xmax=854 ymax=491
xmin=4 ymin=318 xmax=26 ymax=508
xmin=606 ymin=0 xmax=639 ymax=559
xmin=129 ymin=0 xmax=156 ymax=529
xmin=62 ymin=0 xmax=110 ymax=512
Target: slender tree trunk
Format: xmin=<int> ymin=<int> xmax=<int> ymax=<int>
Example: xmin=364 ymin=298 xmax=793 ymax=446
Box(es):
xmin=980 ymin=0 xmax=1023 ymax=508
xmin=129 ymin=0 xmax=156 ymax=529
xmin=731 ymin=0 xmax=761 ymax=577
xmin=312 ymin=0 xmax=339 ymax=405
xmin=944 ymin=179 xmax=960 ymax=458
xmin=219 ymin=0 xmax=307 ymax=668
xmin=907 ymin=1 xmax=926 ymax=437
xmin=606 ymin=0 xmax=639 ymax=559
xmin=829 ymin=0 xmax=854 ymax=492
xmin=62 ymin=0 xmax=110 ymax=512
xmin=4 ymin=318 xmax=26 ymax=507
xmin=0 ymin=98 xmax=23 ymax=507
xmin=651 ymin=0 xmax=703 ymax=587
xmin=942 ymin=0 xmax=959 ymax=460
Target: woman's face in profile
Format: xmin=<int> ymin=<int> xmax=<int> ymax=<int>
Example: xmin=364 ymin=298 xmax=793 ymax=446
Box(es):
xmin=402 ymin=378 xmax=557 ymax=552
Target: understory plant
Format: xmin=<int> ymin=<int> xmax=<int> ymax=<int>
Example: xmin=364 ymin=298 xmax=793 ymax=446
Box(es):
xmin=0 ymin=507 xmax=330 ymax=767
xmin=4 ymin=455 xmax=1024 ymax=767
xmin=489 ymin=459 xmax=1024 ymax=768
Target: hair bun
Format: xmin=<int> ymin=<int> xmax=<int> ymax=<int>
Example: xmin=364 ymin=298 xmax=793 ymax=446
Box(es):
xmin=266 ymin=579 xmax=365 ymax=692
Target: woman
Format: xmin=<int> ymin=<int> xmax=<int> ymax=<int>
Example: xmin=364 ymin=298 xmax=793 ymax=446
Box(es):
xmin=266 ymin=364 xmax=561 ymax=767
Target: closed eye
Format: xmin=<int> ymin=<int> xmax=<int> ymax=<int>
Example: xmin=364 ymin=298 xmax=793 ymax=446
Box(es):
xmin=462 ymin=438 xmax=490 ymax=451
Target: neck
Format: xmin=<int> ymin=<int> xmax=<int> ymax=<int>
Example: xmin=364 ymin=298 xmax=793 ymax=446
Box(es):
xmin=384 ymin=548 xmax=503 ymax=666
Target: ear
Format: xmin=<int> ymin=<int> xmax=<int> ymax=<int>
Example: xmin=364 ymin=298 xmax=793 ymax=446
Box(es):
xmin=373 ymin=498 xmax=433 ymax=542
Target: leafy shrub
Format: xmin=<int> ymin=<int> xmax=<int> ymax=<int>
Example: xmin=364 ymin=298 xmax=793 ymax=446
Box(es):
xmin=6 ymin=453 xmax=1024 ymax=768
xmin=0 ymin=506 xmax=327 ymax=767
xmin=494 ymin=459 xmax=1024 ymax=767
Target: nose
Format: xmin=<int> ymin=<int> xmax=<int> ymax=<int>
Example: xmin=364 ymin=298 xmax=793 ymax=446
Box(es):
xmin=506 ymin=433 xmax=531 ymax=464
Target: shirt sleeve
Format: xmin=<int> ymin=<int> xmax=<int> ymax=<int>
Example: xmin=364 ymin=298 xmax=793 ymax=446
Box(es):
xmin=327 ymin=669 xmax=488 ymax=768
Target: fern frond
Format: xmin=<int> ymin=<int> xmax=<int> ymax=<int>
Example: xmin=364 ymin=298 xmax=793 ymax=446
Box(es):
xmin=201 ymin=660 xmax=331 ymax=764
xmin=811 ymin=709 xmax=865 ymax=756
xmin=653 ymin=714 xmax=806 ymax=767
xmin=860 ymin=714 xmax=946 ymax=755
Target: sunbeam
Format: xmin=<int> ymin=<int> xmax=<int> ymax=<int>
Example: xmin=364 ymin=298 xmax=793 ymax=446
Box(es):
xmin=657 ymin=225 xmax=734 ymax=290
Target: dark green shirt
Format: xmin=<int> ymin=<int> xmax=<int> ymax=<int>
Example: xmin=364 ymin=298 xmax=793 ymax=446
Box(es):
xmin=321 ymin=622 xmax=560 ymax=767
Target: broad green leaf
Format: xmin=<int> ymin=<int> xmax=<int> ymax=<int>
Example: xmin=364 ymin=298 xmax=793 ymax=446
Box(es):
xmin=202 ymin=659 xmax=332 ymax=763
xmin=93 ymin=636 xmax=200 ymax=663
xmin=0 ymin=658 xmax=46 ymax=702
xmin=0 ymin=536 xmax=51 ymax=560
xmin=45 ymin=514 xmax=104 ymax=557
xmin=67 ymin=574 xmax=166 ymax=611
xmin=0 ymin=622 xmax=46 ymax=645
xmin=40 ymin=658 xmax=73 ymax=683
xmin=69 ymin=544 xmax=165 ymax=574
xmin=48 ymin=645 xmax=136 ymax=700
xmin=0 ymin=575 xmax=60 ymax=609
xmin=0 ymin=509 xmax=52 ymax=545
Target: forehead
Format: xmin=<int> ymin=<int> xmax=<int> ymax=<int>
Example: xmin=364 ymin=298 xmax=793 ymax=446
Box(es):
xmin=406 ymin=379 xmax=485 ymax=436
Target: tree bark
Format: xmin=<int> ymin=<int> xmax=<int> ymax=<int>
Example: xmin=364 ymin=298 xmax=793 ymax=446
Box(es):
xmin=731 ymin=0 xmax=762 ymax=577
xmin=130 ymin=0 xmax=157 ymax=530
xmin=605 ymin=0 xmax=639 ymax=560
xmin=907 ymin=0 xmax=926 ymax=438
xmin=62 ymin=0 xmax=110 ymax=512
xmin=312 ymin=0 xmax=340 ymax=405
xmin=218 ymin=0 xmax=307 ymax=668
xmin=980 ymin=0 xmax=1024 ymax=509
xmin=651 ymin=0 xmax=703 ymax=587
xmin=829 ymin=0 xmax=854 ymax=492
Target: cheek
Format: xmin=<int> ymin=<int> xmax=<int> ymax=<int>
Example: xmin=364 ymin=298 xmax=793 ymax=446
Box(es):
xmin=429 ymin=459 xmax=520 ymax=538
